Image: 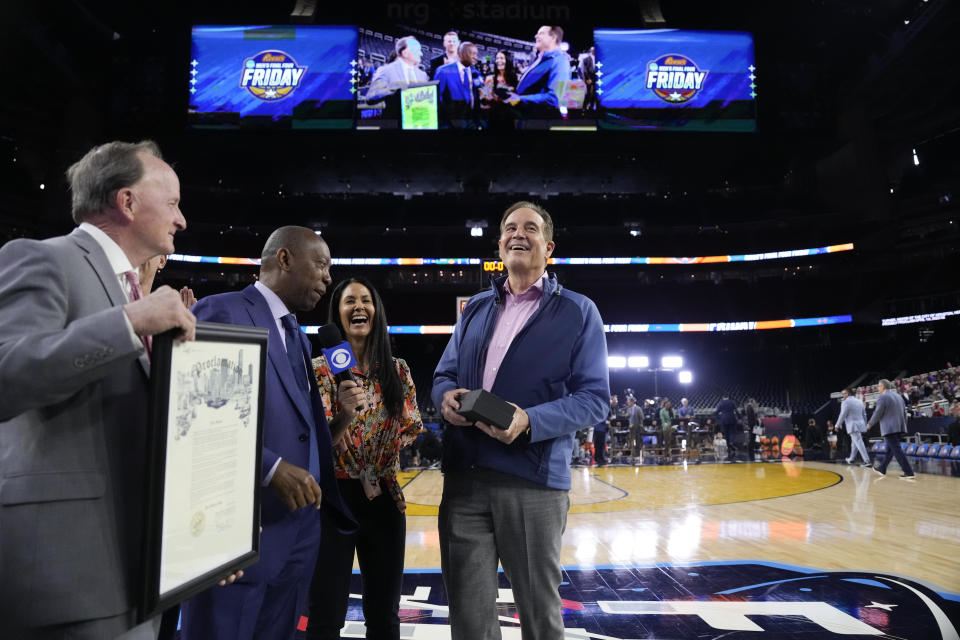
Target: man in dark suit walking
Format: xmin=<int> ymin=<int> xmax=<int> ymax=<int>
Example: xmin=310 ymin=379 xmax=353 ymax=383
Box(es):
xmin=868 ymin=379 xmax=916 ymax=481
xmin=716 ymin=394 xmax=739 ymax=461
xmin=0 ymin=140 xmax=205 ymax=639
xmin=180 ymin=226 xmax=357 ymax=640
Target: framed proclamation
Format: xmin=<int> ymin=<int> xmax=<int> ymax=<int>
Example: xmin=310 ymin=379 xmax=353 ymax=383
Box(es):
xmin=140 ymin=321 xmax=268 ymax=620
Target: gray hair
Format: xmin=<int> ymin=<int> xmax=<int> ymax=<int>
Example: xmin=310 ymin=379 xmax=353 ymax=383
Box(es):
xmin=500 ymin=200 xmax=555 ymax=243
xmin=66 ymin=140 xmax=162 ymax=223
xmin=395 ymin=36 xmax=419 ymax=57
xmin=878 ymin=378 xmax=895 ymax=390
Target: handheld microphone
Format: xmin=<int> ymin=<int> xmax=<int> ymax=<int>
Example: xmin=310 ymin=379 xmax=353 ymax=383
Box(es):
xmin=317 ymin=324 xmax=364 ymax=414
xmin=317 ymin=323 xmax=358 ymax=386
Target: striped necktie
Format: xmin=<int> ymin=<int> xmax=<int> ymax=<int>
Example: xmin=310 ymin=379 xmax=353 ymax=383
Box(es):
xmin=124 ymin=270 xmax=152 ymax=359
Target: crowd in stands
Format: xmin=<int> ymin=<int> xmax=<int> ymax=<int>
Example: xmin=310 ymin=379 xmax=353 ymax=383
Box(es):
xmin=847 ymin=364 xmax=960 ymax=418
xmin=403 ymin=365 xmax=960 ymax=469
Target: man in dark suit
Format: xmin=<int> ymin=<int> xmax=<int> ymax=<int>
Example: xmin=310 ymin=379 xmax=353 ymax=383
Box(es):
xmin=868 ymin=379 xmax=916 ymax=480
xmin=716 ymin=394 xmax=739 ymax=461
xmin=0 ymin=140 xmax=204 ymax=639
xmin=579 ymin=46 xmax=597 ymax=111
xmin=180 ymin=226 xmax=357 ymax=640
xmin=435 ymin=42 xmax=481 ymax=128
xmin=429 ymin=31 xmax=460 ymax=79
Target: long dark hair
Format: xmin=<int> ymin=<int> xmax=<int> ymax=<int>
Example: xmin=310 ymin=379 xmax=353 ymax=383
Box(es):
xmin=494 ymin=50 xmax=519 ymax=88
xmin=327 ymin=277 xmax=403 ymax=418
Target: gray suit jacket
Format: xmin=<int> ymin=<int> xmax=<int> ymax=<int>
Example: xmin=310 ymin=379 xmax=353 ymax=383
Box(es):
xmin=837 ymin=396 xmax=867 ymax=434
xmin=866 ymin=390 xmax=908 ymax=436
xmin=0 ymin=228 xmax=148 ymax=631
xmin=365 ymin=59 xmax=429 ymax=101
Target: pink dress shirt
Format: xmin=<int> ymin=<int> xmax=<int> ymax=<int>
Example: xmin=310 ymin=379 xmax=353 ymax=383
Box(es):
xmin=482 ymin=274 xmax=546 ymax=391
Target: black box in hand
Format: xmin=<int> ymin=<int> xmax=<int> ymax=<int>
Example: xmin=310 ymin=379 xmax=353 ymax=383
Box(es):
xmin=456 ymin=389 xmax=516 ymax=430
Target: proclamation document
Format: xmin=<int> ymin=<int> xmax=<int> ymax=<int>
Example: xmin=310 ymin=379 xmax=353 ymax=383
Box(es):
xmin=141 ymin=323 xmax=266 ymax=618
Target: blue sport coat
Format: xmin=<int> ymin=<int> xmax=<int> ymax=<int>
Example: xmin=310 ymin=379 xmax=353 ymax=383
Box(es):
xmin=867 ymin=390 xmax=908 ymax=436
xmin=432 ymin=274 xmax=609 ymax=490
xmin=190 ymin=286 xmax=354 ymax=578
xmin=515 ymin=49 xmax=571 ymax=108
xmin=435 ymin=61 xmax=479 ymax=104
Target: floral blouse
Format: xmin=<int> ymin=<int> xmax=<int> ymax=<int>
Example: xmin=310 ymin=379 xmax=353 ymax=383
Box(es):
xmin=479 ymin=72 xmax=516 ymax=108
xmin=312 ymin=355 xmax=423 ymax=512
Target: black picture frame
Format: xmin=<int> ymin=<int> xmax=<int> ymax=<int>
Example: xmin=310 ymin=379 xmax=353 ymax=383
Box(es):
xmin=140 ymin=321 xmax=268 ymax=621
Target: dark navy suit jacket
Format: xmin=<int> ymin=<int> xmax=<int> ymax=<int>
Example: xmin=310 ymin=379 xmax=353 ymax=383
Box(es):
xmin=191 ymin=285 xmax=354 ymax=580
xmin=435 ymin=61 xmax=479 ymax=105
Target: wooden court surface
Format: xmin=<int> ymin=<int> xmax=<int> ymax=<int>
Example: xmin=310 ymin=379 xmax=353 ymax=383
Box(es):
xmin=398 ymin=461 xmax=960 ymax=595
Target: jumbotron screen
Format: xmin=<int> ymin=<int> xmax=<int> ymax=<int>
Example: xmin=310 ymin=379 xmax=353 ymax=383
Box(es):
xmin=187 ymin=25 xmax=756 ymax=132
xmin=188 ymin=25 xmax=357 ymax=129
xmin=594 ymin=29 xmax=757 ymax=131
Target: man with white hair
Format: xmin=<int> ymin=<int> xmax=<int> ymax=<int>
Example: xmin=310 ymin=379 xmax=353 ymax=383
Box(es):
xmin=365 ymin=36 xmax=429 ymax=101
xmin=0 ymin=140 xmax=208 ymax=639
xmin=867 ymin=379 xmax=916 ymax=480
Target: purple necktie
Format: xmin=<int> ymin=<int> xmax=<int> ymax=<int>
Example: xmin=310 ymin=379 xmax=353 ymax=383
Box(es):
xmin=464 ymin=68 xmax=473 ymax=106
xmin=125 ymin=270 xmax=152 ymax=359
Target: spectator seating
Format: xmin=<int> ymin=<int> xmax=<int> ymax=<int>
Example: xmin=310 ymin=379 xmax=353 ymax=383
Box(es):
xmin=845 ymin=365 xmax=959 ymax=416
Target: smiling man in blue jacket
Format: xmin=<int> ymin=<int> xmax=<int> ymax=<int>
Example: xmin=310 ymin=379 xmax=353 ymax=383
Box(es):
xmin=432 ymin=201 xmax=609 ymax=639
xmin=506 ymin=26 xmax=571 ymax=117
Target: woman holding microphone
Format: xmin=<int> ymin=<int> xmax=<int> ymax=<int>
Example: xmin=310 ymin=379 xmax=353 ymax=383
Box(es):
xmin=307 ymin=277 xmax=423 ymax=640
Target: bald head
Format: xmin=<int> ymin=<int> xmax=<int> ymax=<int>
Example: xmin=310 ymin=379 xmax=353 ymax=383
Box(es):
xmin=261 ymin=227 xmax=321 ymax=271
xmin=259 ymin=226 xmax=333 ymax=312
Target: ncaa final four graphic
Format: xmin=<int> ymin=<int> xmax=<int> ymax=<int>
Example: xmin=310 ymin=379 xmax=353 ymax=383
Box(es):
xmin=239 ymin=50 xmax=307 ymax=101
xmin=333 ymin=564 xmax=959 ymax=638
xmin=646 ymin=54 xmax=708 ymax=103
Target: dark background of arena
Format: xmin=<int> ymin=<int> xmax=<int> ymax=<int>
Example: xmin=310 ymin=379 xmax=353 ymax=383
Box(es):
xmin=2 ymin=0 xmax=958 ymax=423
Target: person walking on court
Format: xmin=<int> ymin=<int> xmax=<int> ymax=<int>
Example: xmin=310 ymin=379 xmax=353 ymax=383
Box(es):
xmin=837 ymin=388 xmax=871 ymax=466
xmin=868 ymin=379 xmax=916 ymax=481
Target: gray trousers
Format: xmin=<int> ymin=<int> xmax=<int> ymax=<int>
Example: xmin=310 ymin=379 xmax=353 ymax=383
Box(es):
xmin=439 ymin=469 xmax=569 ymax=640
xmin=847 ymin=431 xmax=871 ymax=463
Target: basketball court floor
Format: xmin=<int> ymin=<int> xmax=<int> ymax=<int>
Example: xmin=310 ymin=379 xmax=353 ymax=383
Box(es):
xmin=330 ymin=459 xmax=960 ymax=639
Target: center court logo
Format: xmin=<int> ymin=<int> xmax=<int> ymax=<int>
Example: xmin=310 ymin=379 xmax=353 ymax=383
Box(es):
xmin=334 ymin=566 xmax=958 ymax=637
xmin=646 ymin=54 xmax=708 ymax=103
xmin=239 ymin=50 xmax=307 ymax=101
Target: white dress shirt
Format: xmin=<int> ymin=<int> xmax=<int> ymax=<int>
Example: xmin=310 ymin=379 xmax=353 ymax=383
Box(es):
xmin=78 ymin=222 xmax=142 ymax=351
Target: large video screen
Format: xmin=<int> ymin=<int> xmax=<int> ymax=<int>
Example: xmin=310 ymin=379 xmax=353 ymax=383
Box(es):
xmin=594 ymin=29 xmax=757 ymax=131
xmin=188 ymin=25 xmax=357 ymax=129
xmin=354 ymin=23 xmax=594 ymax=130
xmin=187 ymin=25 xmax=756 ymax=132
